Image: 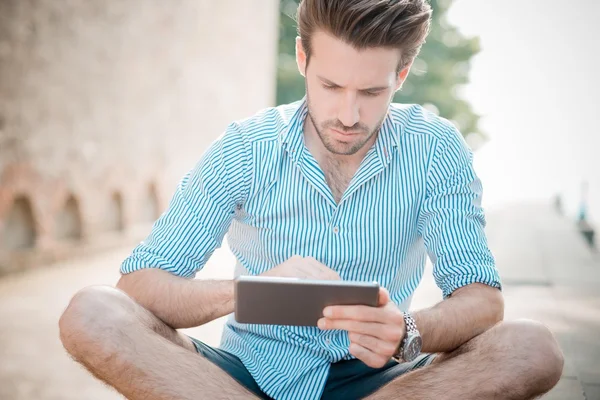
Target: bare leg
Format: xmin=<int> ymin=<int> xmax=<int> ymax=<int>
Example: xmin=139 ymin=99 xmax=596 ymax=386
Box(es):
xmin=366 ymin=319 xmax=564 ymax=400
xmin=59 ymin=285 xmax=258 ymax=400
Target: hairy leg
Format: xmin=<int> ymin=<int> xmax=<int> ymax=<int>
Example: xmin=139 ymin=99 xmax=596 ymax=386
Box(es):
xmin=59 ymin=285 xmax=258 ymax=400
xmin=366 ymin=319 xmax=564 ymax=400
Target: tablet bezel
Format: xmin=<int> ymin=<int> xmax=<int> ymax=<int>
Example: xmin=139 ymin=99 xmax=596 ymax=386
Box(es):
xmin=233 ymin=275 xmax=380 ymax=326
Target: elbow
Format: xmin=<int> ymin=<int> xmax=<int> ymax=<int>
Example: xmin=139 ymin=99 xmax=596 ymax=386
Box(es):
xmin=115 ymin=268 xmax=158 ymax=301
xmin=116 ymin=271 xmax=136 ymax=295
xmin=115 ymin=274 xmax=126 ymax=291
xmin=458 ymin=283 xmax=504 ymax=329
xmin=489 ymin=288 xmax=505 ymax=325
xmin=470 ymin=283 xmax=504 ymax=326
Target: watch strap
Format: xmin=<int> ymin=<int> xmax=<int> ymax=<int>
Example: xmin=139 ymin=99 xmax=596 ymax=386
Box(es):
xmin=392 ymin=312 xmax=419 ymax=362
xmin=404 ymin=312 xmax=418 ymax=334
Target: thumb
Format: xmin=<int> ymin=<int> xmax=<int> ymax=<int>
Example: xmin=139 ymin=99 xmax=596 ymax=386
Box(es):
xmin=378 ymin=287 xmax=390 ymax=307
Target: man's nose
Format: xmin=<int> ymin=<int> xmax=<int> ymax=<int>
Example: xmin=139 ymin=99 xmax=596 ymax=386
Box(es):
xmin=337 ymin=92 xmax=360 ymax=128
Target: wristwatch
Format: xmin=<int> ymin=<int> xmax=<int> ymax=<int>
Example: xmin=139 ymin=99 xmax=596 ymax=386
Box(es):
xmin=392 ymin=312 xmax=422 ymax=363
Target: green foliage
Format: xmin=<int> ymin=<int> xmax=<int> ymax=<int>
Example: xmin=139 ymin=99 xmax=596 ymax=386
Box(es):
xmin=275 ymin=0 xmax=483 ymax=139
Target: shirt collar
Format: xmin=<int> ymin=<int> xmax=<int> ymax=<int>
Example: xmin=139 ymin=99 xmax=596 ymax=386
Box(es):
xmin=279 ymin=97 xmax=402 ymax=163
xmin=376 ymin=108 xmax=402 ymax=164
xmin=279 ymin=98 xmax=309 ymax=163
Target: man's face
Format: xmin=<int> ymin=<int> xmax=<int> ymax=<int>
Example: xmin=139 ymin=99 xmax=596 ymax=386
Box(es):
xmin=297 ymin=31 xmax=409 ymax=156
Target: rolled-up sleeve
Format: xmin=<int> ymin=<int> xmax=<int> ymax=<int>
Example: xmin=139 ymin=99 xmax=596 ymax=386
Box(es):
xmin=417 ymin=126 xmax=501 ymax=298
xmin=120 ymin=123 xmax=253 ymax=278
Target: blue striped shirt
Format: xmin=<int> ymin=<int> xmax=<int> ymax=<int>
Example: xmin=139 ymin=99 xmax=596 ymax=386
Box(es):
xmin=121 ymin=98 xmax=501 ymax=400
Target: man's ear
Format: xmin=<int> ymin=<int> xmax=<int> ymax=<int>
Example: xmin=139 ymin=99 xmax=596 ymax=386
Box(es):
xmin=296 ymin=36 xmax=307 ymax=77
xmin=395 ymin=62 xmax=413 ymax=91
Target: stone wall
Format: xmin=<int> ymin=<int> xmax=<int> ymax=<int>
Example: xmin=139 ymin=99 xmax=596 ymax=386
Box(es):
xmin=0 ymin=0 xmax=279 ymax=274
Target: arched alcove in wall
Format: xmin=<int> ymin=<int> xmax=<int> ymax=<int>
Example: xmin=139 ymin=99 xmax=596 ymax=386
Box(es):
xmin=55 ymin=195 xmax=82 ymax=241
xmin=106 ymin=191 xmax=125 ymax=232
xmin=141 ymin=182 xmax=159 ymax=223
xmin=2 ymin=195 xmax=37 ymax=250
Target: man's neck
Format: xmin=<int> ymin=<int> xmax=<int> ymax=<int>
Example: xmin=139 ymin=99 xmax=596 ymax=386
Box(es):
xmin=302 ymin=117 xmax=379 ymax=203
xmin=303 ymin=118 xmax=376 ymax=170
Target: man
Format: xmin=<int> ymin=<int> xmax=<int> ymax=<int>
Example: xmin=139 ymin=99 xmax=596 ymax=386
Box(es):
xmin=59 ymin=1 xmax=564 ymax=399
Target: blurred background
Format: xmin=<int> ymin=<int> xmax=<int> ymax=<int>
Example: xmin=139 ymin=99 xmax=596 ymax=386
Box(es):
xmin=0 ymin=0 xmax=598 ymax=399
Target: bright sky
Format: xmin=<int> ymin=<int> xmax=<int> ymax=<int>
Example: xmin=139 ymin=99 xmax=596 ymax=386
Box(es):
xmin=446 ymin=0 xmax=600 ymax=219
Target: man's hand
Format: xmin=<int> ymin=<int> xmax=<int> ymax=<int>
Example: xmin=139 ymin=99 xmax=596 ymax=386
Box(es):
xmin=318 ymin=287 xmax=405 ymax=368
xmin=261 ymin=255 xmax=341 ymax=280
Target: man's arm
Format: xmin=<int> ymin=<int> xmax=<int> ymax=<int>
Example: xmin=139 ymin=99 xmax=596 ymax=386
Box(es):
xmin=115 ymin=123 xmax=251 ymax=327
xmin=413 ymin=283 xmax=504 ymax=354
xmin=116 ymin=256 xmax=343 ymax=329
xmin=116 ymin=269 xmax=234 ymax=329
xmin=319 ymin=123 xmax=502 ymax=368
xmin=319 ymin=283 xmax=503 ymax=368
xmin=415 ymin=123 xmax=503 ymax=353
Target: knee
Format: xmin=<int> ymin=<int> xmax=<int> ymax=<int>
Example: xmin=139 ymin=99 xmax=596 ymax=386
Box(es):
xmin=58 ymin=285 xmax=133 ymax=358
xmin=499 ymin=319 xmax=564 ymax=392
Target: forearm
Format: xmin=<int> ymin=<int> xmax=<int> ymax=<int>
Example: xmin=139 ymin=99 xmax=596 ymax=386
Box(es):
xmin=116 ymin=268 xmax=234 ymax=329
xmin=413 ymin=283 xmax=504 ymax=354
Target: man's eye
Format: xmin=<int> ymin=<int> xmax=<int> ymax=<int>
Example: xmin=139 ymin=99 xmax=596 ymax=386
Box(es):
xmin=323 ymin=85 xmax=338 ymax=90
xmin=363 ymin=90 xmax=381 ymax=97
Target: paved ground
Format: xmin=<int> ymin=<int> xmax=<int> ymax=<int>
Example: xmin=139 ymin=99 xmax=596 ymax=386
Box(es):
xmin=1 ymin=203 xmax=599 ymax=399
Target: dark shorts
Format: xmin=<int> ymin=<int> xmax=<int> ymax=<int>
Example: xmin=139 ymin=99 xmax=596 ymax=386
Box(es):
xmin=189 ymin=336 xmax=435 ymax=399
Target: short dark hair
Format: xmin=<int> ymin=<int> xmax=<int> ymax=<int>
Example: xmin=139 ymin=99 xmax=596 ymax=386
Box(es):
xmin=296 ymin=0 xmax=432 ymax=71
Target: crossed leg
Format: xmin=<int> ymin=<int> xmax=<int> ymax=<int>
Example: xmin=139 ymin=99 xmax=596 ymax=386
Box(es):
xmin=59 ymin=285 xmax=259 ymax=400
xmin=366 ymin=319 xmax=564 ymax=400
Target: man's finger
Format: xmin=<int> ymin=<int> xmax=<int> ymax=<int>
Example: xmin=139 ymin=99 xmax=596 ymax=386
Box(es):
xmin=304 ymin=257 xmax=340 ymax=280
xmin=323 ymin=304 xmax=388 ymax=323
xmin=348 ymin=332 xmax=398 ymax=358
xmin=378 ymin=287 xmax=390 ymax=307
xmin=318 ymin=319 xmax=402 ymax=343
xmin=349 ymin=342 xmax=389 ymax=369
xmin=319 ymin=319 xmax=380 ymax=336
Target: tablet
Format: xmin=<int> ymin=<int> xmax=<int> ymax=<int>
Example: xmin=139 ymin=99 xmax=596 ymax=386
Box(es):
xmin=233 ymin=275 xmax=380 ymax=326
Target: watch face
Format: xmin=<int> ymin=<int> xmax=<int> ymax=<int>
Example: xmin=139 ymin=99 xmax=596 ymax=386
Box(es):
xmin=403 ymin=334 xmax=423 ymax=362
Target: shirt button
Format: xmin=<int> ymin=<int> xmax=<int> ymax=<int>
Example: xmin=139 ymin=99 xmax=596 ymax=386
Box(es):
xmin=333 ymin=227 xmax=339 ymax=234
xmin=325 ymin=338 xmax=331 ymax=345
